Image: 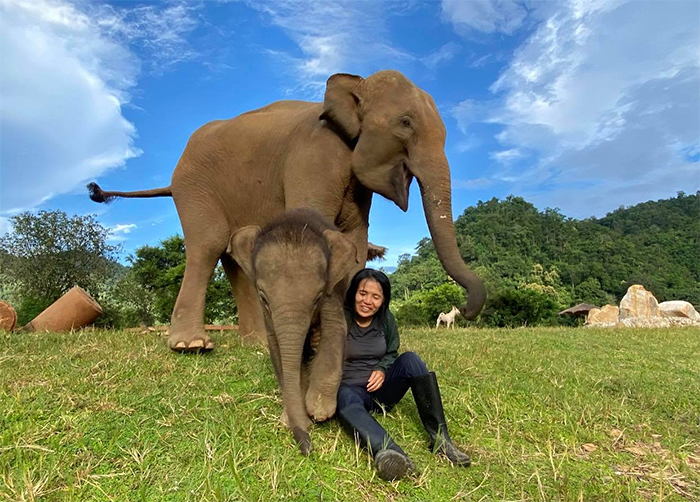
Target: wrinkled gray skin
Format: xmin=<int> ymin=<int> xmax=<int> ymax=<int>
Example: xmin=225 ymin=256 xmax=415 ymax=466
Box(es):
xmin=228 ymin=209 xmax=358 ymax=455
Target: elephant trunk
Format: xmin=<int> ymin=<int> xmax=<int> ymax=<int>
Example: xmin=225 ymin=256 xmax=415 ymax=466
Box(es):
xmin=413 ymin=153 xmax=486 ymax=319
xmin=273 ymin=308 xmax=313 ymax=454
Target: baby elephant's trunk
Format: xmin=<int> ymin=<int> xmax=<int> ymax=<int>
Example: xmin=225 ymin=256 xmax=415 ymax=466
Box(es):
xmin=274 ymin=314 xmax=314 ymax=455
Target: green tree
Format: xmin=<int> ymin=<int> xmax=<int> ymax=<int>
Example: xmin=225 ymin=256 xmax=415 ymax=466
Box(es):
xmin=389 ymin=192 xmax=699 ymax=326
xmin=130 ymin=236 xmax=186 ymax=323
xmin=480 ymin=288 xmax=559 ymax=328
xmin=130 ymin=235 xmax=236 ymax=324
xmin=420 ymin=282 xmax=465 ymax=322
xmin=573 ymin=277 xmax=616 ymax=307
xmin=95 ymin=266 xmax=156 ymax=329
xmin=0 ymin=211 xmax=119 ymax=318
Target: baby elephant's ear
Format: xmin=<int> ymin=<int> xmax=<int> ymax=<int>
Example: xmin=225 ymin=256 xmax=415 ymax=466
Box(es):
xmin=228 ymin=226 xmax=262 ymax=279
xmin=323 ymin=230 xmax=359 ymax=295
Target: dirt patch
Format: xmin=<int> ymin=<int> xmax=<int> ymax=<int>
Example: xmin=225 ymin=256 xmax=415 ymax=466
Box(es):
xmin=606 ymin=428 xmax=697 ymax=499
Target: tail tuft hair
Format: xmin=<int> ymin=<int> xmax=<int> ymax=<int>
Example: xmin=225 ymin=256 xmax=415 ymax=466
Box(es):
xmin=367 ymin=243 xmax=387 ymax=261
xmin=87 ymin=182 xmax=113 ymax=203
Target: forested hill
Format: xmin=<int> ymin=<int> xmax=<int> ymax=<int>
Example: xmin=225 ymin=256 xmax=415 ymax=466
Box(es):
xmin=389 ymin=192 xmax=699 ymax=327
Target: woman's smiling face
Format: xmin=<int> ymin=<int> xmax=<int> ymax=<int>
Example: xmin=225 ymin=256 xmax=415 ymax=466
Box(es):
xmin=354 ymin=278 xmax=384 ymax=320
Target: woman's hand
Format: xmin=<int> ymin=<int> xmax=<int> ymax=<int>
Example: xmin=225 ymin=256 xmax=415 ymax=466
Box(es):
xmin=367 ymin=370 xmax=385 ymax=392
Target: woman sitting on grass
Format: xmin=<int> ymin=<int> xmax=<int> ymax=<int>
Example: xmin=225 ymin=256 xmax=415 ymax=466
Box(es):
xmin=336 ymin=268 xmax=470 ymax=481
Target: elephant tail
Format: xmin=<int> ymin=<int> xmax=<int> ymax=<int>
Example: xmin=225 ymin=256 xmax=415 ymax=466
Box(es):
xmin=87 ymin=182 xmax=172 ymax=203
xmin=367 ymin=242 xmax=387 ymax=261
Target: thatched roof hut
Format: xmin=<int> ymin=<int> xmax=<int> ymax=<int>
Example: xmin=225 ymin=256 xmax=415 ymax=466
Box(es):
xmin=558 ymin=303 xmax=597 ymax=317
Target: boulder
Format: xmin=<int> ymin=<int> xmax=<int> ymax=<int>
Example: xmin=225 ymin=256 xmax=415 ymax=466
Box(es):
xmin=658 ymin=301 xmax=700 ymax=320
xmin=586 ymin=305 xmax=620 ymax=326
xmin=619 ymin=285 xmax=660 ymax=320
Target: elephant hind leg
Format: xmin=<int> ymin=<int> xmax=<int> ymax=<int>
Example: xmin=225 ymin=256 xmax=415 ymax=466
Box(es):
xmin=168 ymin=213 xmax=228 ymax=352
xmin=168 ymin=248 xmax=221 ymax=352
xmin=221 ymin=255 xmax=266 ymax=343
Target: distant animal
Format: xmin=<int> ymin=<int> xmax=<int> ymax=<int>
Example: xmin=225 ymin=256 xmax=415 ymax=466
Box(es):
xmin=227 ymin=208 xmax=359 ymax=455
xmin=436 ymin=306 xmax=460 ymax=329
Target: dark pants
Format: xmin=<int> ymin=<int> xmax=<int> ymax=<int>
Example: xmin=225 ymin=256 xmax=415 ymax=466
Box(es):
xmin=337 ymin=352 xmax=429 ymax=414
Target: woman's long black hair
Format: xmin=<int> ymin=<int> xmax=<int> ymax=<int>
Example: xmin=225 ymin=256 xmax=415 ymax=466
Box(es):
xmin=345 ymin=268 xmax=392 ymax=322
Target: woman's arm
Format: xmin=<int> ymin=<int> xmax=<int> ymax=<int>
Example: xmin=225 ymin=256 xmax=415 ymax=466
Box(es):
xmin=374 ymin=311 xmax=400 ymax=373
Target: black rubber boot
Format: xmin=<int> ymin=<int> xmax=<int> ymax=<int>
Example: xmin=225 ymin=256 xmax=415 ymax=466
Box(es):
xmin=411 ymin=372 xmax=471 ymax=467
xmin=337 ymin=404 xmax=414 ymax=480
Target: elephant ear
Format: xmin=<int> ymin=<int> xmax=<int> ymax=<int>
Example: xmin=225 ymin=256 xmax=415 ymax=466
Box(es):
xmin=323 ymin=229 xmax=359 ymax=295
xmin=228 ymin=226 xmax=262 ymax=279
xmin=320 ymin=73 xmax=364 ymax=141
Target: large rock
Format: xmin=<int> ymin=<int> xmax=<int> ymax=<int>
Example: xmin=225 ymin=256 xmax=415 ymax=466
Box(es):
xmin=659 ymin=301 xmax=700 ymax=320
xmin=586 ymin=305 xmax=620 ymax=326
xmin=619 ymin=285 xmax=660 ymax=320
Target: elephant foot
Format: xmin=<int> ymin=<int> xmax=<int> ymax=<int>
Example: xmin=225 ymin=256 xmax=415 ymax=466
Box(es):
xmin=167 ymin=332 xmax=215 ymax=353
xmin=305 ymin=389 xmax=336 ymax=422
xmin=292 ymin=427 xmax=312 ymax=456
xmin=280 ymin=409 xmax=289 ymax=428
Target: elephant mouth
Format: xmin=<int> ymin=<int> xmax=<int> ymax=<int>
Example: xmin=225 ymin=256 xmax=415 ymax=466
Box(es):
xmin=393 ymin=161 xmax=413 ymax=212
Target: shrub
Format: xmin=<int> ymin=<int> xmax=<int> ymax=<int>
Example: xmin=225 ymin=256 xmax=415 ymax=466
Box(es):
xmin=480 ymin=287 xmax=559 ymax=328
xmin=15 ymin=296 xmax=53 ymax=327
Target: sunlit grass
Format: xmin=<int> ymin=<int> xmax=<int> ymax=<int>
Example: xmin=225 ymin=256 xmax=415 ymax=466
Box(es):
xmin=1 ymin=326 xmax=698 ymax=501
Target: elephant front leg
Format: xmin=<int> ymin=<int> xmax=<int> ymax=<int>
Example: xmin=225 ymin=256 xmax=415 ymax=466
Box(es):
xmin=305 ymin=296 xmax=345 ymax=422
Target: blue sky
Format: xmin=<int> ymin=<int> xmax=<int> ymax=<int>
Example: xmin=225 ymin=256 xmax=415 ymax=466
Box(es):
xmin=1 ymin=0 xmax=698 ymax=267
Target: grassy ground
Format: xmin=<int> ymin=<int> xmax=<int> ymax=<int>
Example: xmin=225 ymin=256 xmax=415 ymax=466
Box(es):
xmin=1 ymin=326 xmax=698 ymax=502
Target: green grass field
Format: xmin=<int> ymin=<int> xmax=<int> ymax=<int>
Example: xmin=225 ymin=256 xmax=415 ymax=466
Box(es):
xmin=1 ymin=326 xmax=698 ymax=501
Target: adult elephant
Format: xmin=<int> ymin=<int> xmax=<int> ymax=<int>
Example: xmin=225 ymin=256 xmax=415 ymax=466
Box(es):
xmin=88 ymin=70 xmax=486 ymax=351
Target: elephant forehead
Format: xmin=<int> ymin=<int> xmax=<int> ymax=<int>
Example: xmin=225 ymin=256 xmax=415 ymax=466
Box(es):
xmin=254 ymin=245 xmax=328 ymax=277
xmin=256 ymin=268 xmax=327 ymax=300
xmin=364 ymin=88 xmax=444 ymax=131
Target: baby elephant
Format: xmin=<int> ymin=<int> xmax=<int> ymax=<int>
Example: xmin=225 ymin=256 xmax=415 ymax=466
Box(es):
xmin=228 ymin=209 xmax=359 ymax=455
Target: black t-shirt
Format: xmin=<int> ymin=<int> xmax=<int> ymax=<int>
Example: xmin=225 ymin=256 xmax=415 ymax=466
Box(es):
xmin=341 ymin=317 xmax=387 ymax=386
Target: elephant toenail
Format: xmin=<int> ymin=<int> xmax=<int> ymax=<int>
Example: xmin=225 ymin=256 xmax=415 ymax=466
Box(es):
xmin=205 ymin=341 xmax=214 ymax=350
xmin=174 ymin=341 xmax=186 ymax=349
xmin=189 ymin=339 xmax=205 ymax=349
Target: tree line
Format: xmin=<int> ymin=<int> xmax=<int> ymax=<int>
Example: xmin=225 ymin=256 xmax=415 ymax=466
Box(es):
xmin=389 ymin=191 xmax=699 ymax=327
xmin=0 ymin=192 xmax=697 ymax=328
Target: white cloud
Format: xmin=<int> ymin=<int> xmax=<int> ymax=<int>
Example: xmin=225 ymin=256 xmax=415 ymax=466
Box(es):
xmin=0 ymin=0 xmax=200 ymax=215
xmin=451 ymin=99 xmax=488 ymax=133
xmin=107 ymin=223 xmax=137 ymax=242
xmin=422 ymin=42 xmax=461 ymax=70
xmin=455 ymin=134 xmax=483 ymax=153
xmin=111 ymin=223 xmax=137 ymax=234
xmin=490 ymin=148 xmax=525 ymax=164
xmin=94 ymin=2 xmax=201 ymax=74
xmin=441 ymin=0 xmax=529 ymax=35
xmin=0 ymin=216 xmax=11 ymax=236
xmin=252 ymin=0 xmax=414 ymax=96
xmin=453 ymin=0 xmax=700 ymax=217
xmin=453 ymin=177 xmax=493 ymax=190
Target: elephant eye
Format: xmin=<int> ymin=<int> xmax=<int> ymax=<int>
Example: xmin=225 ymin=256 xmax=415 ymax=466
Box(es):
xmin=399 ymin=116 xmax=412 ymax=129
